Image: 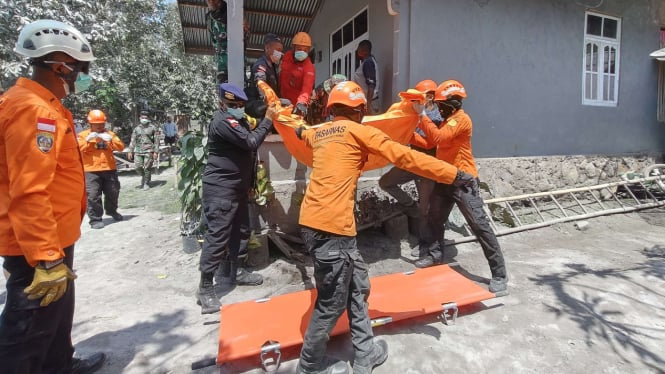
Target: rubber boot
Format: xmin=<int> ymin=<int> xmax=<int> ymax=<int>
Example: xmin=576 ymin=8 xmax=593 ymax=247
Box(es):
xmin=197 ymin=272 xmax=221 ymax=314
xmin=352 ymin=339 xmax=388 ymax=374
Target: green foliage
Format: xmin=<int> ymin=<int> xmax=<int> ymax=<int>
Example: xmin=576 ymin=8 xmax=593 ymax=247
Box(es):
xmin=178 ymin=130 xmax=207 ymax=235
xmin=0 ymin=0 xmax=217 ymax=128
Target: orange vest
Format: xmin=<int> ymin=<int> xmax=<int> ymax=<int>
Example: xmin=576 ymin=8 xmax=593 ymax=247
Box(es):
xmin=416 ymin=109 xmax=478 ymax=178
xmin=299 ymin=118 xmax=458 ymax=236
xmin=78 ymin=129 xmax=125 ymax=172
xmin=0 ymin=78 xmax=86 ymax=266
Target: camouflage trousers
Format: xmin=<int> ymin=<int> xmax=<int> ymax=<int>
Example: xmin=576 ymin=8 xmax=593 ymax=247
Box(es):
xmin=135 ymin=153 xmax=154 ymax=185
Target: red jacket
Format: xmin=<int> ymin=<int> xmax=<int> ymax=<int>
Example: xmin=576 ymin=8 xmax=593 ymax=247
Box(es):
xmin=279 ymin=50 xmax=315 ymax=105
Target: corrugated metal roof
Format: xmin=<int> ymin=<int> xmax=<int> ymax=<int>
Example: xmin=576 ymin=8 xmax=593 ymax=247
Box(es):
xmin=177 ymin=0 xmax=324 ymax=57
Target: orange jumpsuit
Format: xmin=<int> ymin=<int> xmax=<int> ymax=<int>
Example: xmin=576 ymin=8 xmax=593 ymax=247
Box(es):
xmin=77 ymin=129 xmax=124 ymax=172
xmin=279 ymin=50 xmax=315 ymax=106
xmin=411 ymin=109 xmax=478 ymax=177
xmin=0 ymin=78 xmax=86 ymax=266
xmin=299 ymin=118 xmax=458 ymax=236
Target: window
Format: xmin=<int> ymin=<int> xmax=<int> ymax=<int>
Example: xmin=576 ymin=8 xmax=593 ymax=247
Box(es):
xmin=582 ymin=12 xmax=621 ymax=106
xmin=330 ymin=8 xmax=369 ymax=78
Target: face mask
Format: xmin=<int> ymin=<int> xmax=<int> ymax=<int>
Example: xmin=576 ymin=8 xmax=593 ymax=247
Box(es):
xmin=140 ymin=118 xmax=151 ymax=125
xmin=294 ymin=51 xmax=308 ymax=62
xmin=271 ymin=50 xmax=283 ymax=64
xmin=227 ymin=107 xmax=245 ymax=120
xmin=74 ymin=73 xmax=92 ymax=93
xmin=437 ymin=101 xmax=456 ymax=119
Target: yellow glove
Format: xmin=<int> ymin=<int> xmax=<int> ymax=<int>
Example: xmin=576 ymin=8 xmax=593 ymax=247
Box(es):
xmin=24 ymin=262 xmax=77 ymax=306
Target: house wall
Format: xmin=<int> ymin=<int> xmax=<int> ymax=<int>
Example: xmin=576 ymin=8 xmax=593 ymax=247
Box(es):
xmin=406 ymin=0 xmax=665 ymax=157
xmin=310 ymin=0 xmax=395 ymax=111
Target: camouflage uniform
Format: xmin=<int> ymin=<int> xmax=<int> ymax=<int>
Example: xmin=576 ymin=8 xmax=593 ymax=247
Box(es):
xmin=207 ymin=7 xmax=228 ymax=83
xmin=129 ymin=122 xmax=158 ymax=188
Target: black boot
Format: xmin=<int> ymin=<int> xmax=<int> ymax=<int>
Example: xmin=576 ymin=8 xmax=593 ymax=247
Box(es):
xmin=352 ymin=339 xmax=388 ymax=374
xmin=197 ymin=272 xmax=221 ymax=314
xmin=70 ymin=352 xmax=106 ymax=374
xmin=218 ymin=261 xmax=263 ymax=286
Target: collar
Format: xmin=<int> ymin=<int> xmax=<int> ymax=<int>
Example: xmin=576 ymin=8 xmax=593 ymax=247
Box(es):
xmin=15 ymin=77 xmax=70 ymax=116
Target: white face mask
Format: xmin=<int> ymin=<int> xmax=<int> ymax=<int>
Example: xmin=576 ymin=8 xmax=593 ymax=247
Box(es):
xmin=271 ymin=50 xmax=283 ymax=64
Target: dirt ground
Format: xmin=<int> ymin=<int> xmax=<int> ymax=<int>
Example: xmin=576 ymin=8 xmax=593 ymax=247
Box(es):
xmin=1 ymin=165 xmax=665 ymax=374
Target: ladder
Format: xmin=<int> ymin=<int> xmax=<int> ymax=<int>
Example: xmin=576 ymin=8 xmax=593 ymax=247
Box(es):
xmin=449 ymin=171 xmax=665 ymax=245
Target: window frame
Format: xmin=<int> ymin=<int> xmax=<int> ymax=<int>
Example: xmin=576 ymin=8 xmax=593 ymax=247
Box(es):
xmin=329 ymin=7 xmax=369 ymax=78
xmin=582 ymin=11 xmax=621 ymax=107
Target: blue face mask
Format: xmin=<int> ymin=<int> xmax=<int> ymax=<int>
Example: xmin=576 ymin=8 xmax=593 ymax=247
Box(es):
xmin=227 ymin=107 xmax=245 ymax=120
xmin=294 ymin=51 xmax=308 ymax=62
xmin=74 ymin=72 xmax=92 ymax=93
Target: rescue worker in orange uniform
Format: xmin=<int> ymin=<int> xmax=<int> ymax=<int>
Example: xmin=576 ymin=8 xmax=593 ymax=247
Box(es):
xmin=279 ymin=31 xmax=315 ymax=118
xmin=78 ymin=109 xmax=125 ymax=229
xmin=294 ymin=81 xmax=476 ymax=374
xmin=0 ymin=19 xmax=105 ymax=373
xmin=413 ymin=80 xmax=509 ymax=293
xmin=378 ymin=79 xmax=442 ymax=257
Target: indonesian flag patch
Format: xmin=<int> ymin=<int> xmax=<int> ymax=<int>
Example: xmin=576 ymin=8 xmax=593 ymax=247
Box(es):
xmin=36 ymin=117 xmax=55 ymax=153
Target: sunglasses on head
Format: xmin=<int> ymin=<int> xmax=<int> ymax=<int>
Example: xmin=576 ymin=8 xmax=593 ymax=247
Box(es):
xmin=42 ymin=60 xmax=90 ymax=74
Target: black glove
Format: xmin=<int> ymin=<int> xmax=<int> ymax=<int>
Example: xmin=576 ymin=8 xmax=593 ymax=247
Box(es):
xmin=295 ymin=126 xmax=305 ymax=140
xmin=294 ymin=102 xmax=309 ymax=117
xmin=452 ymin=170 xmax=477 ymax=194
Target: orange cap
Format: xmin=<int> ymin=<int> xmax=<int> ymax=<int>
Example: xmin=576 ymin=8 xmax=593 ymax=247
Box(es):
xmin=87 ymin=109 xmax=107 ymax=124
xmin=326 ymin=81 xmax=367 ymax=109
xmin=435 ymin=80 xmax=467 ymax=101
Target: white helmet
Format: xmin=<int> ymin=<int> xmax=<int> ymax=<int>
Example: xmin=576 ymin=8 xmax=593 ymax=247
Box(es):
xmin=14 ymin=20 xmax=95 ymax=61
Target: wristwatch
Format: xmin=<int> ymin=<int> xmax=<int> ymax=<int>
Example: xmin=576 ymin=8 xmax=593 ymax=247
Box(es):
xmin=39 ymin=258 xmax=64 ymax=270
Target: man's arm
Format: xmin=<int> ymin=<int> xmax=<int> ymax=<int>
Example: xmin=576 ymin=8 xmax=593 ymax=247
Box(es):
xmin=297 ymin=61 xmax=316 ymax=105
xmin=209 ymin=112 xmax=273 ymax=152
xmin=363 ymin=58 xmax=377 ymax=112
xmin=417 ymin=113 xmax=468 ymax=146
xmin=5 ymin=106 xmax=64 ymax=265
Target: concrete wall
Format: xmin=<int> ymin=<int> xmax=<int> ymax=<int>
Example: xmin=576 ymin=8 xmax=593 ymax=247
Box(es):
xmin=407 ymin=0 xmax=665 ymax=157
xmin=310 ymin=0 xmax=395 ymax=111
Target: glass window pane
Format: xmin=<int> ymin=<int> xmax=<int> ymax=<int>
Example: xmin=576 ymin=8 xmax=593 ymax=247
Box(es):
xmin=354 ymin=9 xmax=368 ymax=38
xmin=585 ymin=73 xmax=592 ymax=100
xmin=609 ymin=47 xmax=616 ymax=74
xmin=585 ymin=43 xmax=592 ymax=71
xmin=591 ymin=44 xmax=598 ymax=73
xmin=609 ymin=76 xmax=615 ymax=101
xmin=603 ymin=18 xmax=618 ymax=39
xmin=592 ymin=74 xmax=598 ymax=100
xmin=587 ymin=14 xmax=602 ymax=36
xmin=332 ymin=30 xmax=342 ymax=52
xmin=343 ymin=21 xmax=353 ymax=45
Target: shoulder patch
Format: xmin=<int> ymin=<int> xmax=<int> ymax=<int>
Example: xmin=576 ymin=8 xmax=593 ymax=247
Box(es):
xmin=447 ymin=119 xmax=457 ymax=127
xmin=228 ymin=119 xmax=239 ymax=128
xmin=36 ymin=132 xmax=54 ymax=153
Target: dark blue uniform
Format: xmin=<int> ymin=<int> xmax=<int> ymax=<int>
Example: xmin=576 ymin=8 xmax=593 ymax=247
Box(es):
xmin=246 ymin=55 xmax=280 ymax=118
xmin=199 ymin=110 xmax=272 ymax=274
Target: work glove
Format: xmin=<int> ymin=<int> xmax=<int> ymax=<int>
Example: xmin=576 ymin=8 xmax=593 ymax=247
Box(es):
xmin=24 ymin=262 xmax=77 ymax=307
xmin=412 ymin=102 xmax=426 ymax=116
xmin=294 ymin=102 xmax=309 ymax=117
xmin=99 ymin=133 xmax=113 ymax=142
xmin=452 ymin=170 xmax=477 ymax=194
xmin=86 ymin=132 xmax=99 ymax=142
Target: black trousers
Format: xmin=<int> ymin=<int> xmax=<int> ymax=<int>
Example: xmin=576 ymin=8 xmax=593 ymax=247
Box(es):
xmin=85 ymin=170 xmax=120 ymax=223
xmin=298 ymin=227 xmax=374 ymax=371
xmin=0 ymin=246 xmax=75 ymax=373
xmin=199 ymin=187 xmax=250 ymax=274
xmin=425 ymin=181 xmax=507 ymax=278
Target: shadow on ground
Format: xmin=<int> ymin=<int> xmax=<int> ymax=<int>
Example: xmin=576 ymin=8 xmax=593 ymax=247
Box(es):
xmin=528 ymin=244 xmax=665 ymax=371
xmin=74 ymin=310 xmax=194 ymax=373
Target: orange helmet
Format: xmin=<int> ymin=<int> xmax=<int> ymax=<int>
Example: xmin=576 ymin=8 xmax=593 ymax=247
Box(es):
xmin=435 ymin=80 xmax=467 ymax=101
xmin=415 ymin=79 xmax=437 ymax=94
xmin=292 ymin=32 xmax=312 ymax=47
xmin=87 ymin=109 xmax=107 ymax=124
xmin=326 ymin=81 xmax=367 ymax=109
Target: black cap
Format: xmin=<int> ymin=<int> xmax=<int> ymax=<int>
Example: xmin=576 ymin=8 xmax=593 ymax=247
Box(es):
xmin=263 ymin=33 xmax=281 ymax=45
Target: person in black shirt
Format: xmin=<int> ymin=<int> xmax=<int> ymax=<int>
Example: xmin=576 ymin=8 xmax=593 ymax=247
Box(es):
xmin=197 ymin=83 xmax=276 ymax=314
xmin=245 ymin=33 xmax=284 ymax=118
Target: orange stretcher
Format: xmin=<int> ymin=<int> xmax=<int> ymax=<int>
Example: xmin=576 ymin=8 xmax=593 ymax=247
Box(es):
xmin=217 ymin=265 xmax=496 ymax=370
